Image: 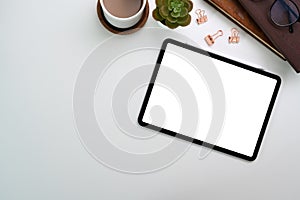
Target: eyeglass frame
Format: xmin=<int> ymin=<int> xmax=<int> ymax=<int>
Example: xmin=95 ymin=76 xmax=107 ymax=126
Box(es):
xmin=252 ymin=0 xmax=300 ymax=33
xmin=270 ymin=0 xmax=300 ymax=33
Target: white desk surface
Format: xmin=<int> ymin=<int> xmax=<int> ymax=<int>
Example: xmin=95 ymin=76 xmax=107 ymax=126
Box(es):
xmin=1 ymin=0 xmax=299 ymax=199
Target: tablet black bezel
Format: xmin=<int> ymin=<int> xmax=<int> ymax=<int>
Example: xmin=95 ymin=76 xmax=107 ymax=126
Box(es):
xmin=138 ymin=38 xmax=281 ymax=161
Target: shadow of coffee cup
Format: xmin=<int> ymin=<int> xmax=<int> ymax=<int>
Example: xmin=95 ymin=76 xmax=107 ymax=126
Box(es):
xmin=100 ymin=0 xmax=147 ymax=29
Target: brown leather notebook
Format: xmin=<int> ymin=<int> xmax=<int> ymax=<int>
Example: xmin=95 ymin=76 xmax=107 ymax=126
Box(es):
xmin=204 ymin=0 xmax=285 ymax=60
xmin=238 ymin=0 xmax=300 ymax=73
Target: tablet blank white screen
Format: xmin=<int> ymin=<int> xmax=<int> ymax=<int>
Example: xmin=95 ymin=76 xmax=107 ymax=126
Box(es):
xmin=142 ymin=43 xmax=278 ymax=157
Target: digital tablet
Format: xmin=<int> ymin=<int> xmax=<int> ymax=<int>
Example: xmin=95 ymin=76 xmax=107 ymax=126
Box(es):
xmin=138 ymin=39 xmax=281 ymax=161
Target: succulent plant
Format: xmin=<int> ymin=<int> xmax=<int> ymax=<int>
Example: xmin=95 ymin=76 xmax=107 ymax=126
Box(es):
xmin=153 ymin=0 xmax=193 ymax=29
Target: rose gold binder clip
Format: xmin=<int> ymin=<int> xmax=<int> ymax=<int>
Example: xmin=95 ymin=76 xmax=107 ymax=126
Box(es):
xmin=228 ymin=28 xmax=240 ymax=44
xmin=205 ymin=30 xmax=223 ymax=46
xmin=195 ymin=9 xmax=208 ymax=25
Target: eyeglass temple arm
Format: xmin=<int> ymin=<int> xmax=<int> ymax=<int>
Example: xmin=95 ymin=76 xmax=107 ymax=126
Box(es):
xmin=288 ymin=7 xmax=294 ymax=33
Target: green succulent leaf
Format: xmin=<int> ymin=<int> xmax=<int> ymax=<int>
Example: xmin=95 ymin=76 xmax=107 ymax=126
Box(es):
xmin=156 ymin=0 xmax=163 ymax=6
xmin=170 ymin=1 xmax=176 ymax=6
xmin=159 ymin=5 xmax=169 ymax=17
xmin=173 ymin=7 xmax=181 ymax=13
xmin=177 ymin=14 xmax=191 ymax=26
xmin=165 ymin=20 xmax=179 ymax=29
xmin=157 ymin=0 xmax=169 ymax=8
xmin=153 ymin=7 xmax=164 ymax=21
xmin=171 ymin=11 xmax=180 ymax=18
xmin=167 ymin=15 xmax=177 ymax=23
xmin=183 ymin=0 xmax=193 ymax=12
xmin=180 ymin=7 xmax=188 ymax=17
xmin=169 ymin=0 xmax=182 ymax=10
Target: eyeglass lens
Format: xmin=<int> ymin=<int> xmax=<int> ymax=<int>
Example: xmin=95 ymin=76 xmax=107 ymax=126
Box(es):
xmin=270 ymin=0 xmax=299 ymax=26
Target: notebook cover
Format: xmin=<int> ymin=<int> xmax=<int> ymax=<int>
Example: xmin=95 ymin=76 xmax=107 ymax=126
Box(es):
xmin=239 ymin=0 xmax=300 ymax=73
xmin=204 ymin=0 xmax=285 ymax=60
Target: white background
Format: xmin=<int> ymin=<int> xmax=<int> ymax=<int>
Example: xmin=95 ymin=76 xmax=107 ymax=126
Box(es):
xmin=1 ymin=0 xmax=300 ymax=199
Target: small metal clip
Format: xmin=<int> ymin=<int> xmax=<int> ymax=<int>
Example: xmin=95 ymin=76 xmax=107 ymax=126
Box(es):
xmin=205 ymin=30 xmax=223 ymax=46
xmin=195 ymin=9 xmax=208 ymax=25
xmin=228 ymin=28 xmax=240 ymax=44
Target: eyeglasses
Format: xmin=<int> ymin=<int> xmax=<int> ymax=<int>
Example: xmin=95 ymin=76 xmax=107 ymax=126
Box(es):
xmin=253 ymin=0 xmax=300 ymax=33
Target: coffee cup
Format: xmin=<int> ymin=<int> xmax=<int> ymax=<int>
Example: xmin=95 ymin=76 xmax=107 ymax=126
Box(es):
xmin=100 ymin=0 xmax=147 ymax=29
